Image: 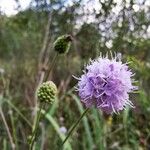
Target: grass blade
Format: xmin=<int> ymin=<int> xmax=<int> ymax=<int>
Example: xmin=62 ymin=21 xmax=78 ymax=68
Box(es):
xmin=3 ymin=97 xmax=32 ymax=128
xmin=41 ymin=109 xmax=72 ymax=150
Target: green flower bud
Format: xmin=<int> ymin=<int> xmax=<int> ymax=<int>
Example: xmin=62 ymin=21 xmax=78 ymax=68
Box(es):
xmin=37 ymin=81 xmax=57 ymax=104
xmin=54 ymin=34 xmax=72 ymax=54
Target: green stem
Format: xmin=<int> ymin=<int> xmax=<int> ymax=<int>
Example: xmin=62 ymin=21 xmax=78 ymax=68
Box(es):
xmin=62 ymin=107 xmax=90 ymax=146
xmin=29 ymin=52 xmax=58 ymax=149
xmin=29 ymin=103 xmax=44 ymax=150
xmin=44 ymin=53 xmax=58 ymax=82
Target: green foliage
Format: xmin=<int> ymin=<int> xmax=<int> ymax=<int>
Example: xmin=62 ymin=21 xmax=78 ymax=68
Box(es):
xmin=0 ymin=0 xmax=150 ymax=149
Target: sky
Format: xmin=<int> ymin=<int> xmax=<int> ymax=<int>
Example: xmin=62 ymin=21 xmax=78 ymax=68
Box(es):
xmin=0 ymin=0 xmax=149 ymax=17
xmin=0 ymin=0 xmax=127 ymax=16
xmin=0 ymin=0 xmax=31 ymax=16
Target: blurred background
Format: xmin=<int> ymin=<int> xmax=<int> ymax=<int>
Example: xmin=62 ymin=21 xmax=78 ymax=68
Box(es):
xmin=0 ymin=0 xmax=150 ymax=149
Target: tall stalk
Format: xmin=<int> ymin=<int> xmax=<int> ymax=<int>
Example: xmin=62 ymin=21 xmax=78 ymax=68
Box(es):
xmin=62 ymin=108 xmax=90 ymax=146
xmin=30 ymin=53 xmax=58 ymax=149
xmin=44 ymin=53 xmax=58 ymax=82
xmin=29 ymin=103 xmax=45 ymax=150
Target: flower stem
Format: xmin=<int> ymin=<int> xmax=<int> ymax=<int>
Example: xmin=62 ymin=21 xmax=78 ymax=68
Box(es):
xmin=29 ymin=103 xmax=44 ymax=150
xmin=62 ymin=107 xmax=90 ymax=146
xmin=44 ymin=53 xmax=58 ymax=82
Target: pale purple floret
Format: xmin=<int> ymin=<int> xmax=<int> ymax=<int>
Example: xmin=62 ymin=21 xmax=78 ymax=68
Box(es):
xmin=76 ymin=54 xmax=137 ymax=114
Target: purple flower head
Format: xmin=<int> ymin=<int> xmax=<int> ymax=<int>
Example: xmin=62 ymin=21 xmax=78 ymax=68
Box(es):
xmin=75 ymin=54 xmax=137 ymax=114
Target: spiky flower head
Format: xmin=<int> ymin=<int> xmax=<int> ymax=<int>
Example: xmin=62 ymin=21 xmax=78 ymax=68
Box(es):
xmin=37 ymin=81 xmax=57 ymax=104
xmin=54 ymin=34 xmax=72 ymax=54
xmin=76 ymin=54 xmax=137 ymax=114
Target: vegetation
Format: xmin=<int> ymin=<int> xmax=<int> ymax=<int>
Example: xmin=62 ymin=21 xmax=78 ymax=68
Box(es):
xmin=0 ymin=0 xmax=150 ymax=149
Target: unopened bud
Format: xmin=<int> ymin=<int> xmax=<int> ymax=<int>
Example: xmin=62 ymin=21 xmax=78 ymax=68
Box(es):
xmin=54 ymin=34 xmax=72 ymax=54
xmin=37 ymin=81 xmax=57 ymax=104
